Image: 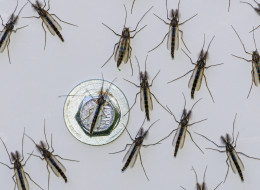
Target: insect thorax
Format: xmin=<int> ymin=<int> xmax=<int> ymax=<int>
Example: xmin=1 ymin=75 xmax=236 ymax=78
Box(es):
xmin=252 ymin=51 xmax=260 ymax=64
xmin=122 ymin=28 xmax=130 ymax=38
xmin=135 ymin=136 xmax=144 ymax=145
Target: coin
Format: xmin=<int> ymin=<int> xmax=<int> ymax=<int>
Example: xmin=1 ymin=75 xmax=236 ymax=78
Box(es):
xmin=63 ymin=79 xmax=129 ymax=146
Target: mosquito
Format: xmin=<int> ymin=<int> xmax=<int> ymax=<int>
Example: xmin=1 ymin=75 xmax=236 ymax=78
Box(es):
xmin=181 ymin=166 xmax=222 ymax=190
xmin=101 ymin=5 xmax=153 ymax=75
xmin=123 ymin=55 xmax=169 ymax=121
xmin=195 ymin=114 xmax=260 ymax=182
xmin=0 ymin=129 xmax=43 ymax=190
xmin=110 ymin=119 xmax=161 ymax=180
xmin=231 ymin=25 xmax=260 ymax=98
xmin=24 ymin=0 xmax=77 ymax=50
xmin=25 ymin=121 xmax=79 ymax=190
xmin=148 ymin=0 xmax=197 ymax=59
xmin=168 ymin=35 xmax=223 ymax=102
xmin=156 ymin=93 xmax=206 ymax=157
xmin=0 ymin=1 xmax=28 ymax=64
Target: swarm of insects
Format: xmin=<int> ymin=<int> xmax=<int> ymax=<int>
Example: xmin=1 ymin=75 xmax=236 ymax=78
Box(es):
xmin=168 ymin=35 xmax=223 ymax=102
xmin=25 ymin=0 xmax=78 ymax=49
xmin=148 ymin=0 xmax=197 ymax=59
xmin=0 ymin=1 xmax=28 ymax=64
xmin=102 ymin=5 xmax=153 ymax=75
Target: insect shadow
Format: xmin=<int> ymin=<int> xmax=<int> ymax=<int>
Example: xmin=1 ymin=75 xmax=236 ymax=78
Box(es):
xmin=181 ymin=166 xmax=222 ymax=190
xmin=110 ymin=118 xmax=161 ymax=180
xmin=0 ymin=129 xmax=43 ymax=190
xmin=167 ymin=35 xmax=223 ymax=103
xmin=231 ymin=25 xmax=260 ymax=98
xmin=148 ymin=0 xmax=197 ymax=59
xmin=25 ymin=120 xmax=79 ymax=190
xmin=123 ymin=55 xmax=169 ymax=121
xmin=24 ymin=0 xmax=78 ymax=50
xmin=156 ymin=93 xmax=206 ymax=157
xmin=101 ymin=5 xmax=153 ymax=75
xmin=195 ymin=113 xmax=260 ymax=182
xmin=0 ymin=0 xmax=28 ymax=64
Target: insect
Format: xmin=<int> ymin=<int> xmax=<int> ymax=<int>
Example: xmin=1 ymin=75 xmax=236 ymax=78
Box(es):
xmin=157 ymin=93 xmax=206 ymax=157
xmin=101 ymin=5 xmax=153 ymax=75
xmin=181 ymin=166 xmax=222 ymax=190
xmin=0 ymin=130 xmax=43 ymax=190
xmin=167 ymin=35 xmax=223 ymax=102
xmin=124 ymin=55 xmax=169 ymax=121
xmin=25 ymin=121 xmax=79 ymax=190
xmin=0 ymin=1 xmax=28 ymax=64
xmin=110 ymin=119 xmax=161 ymax=180
xmin=25 ymin=0 xmax=77 ymax=49
xmin=231 ymin=25 xmax=260 ymax=98
xmin=195 ymin=114 xmax=260 ymax=182
xmin=148 ymin=0 xmax=197 ymax=59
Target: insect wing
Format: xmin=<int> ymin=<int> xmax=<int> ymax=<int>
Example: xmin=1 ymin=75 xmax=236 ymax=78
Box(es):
xmin=123 ymin=142 xmax=135 ymax=163
xmin=123 ymin=39 xmax=130 ymax=63
xmin=252 ymin=62 xmax=260 ymax=86
xmin=167 ymin=25 xmax=173 ymax=50
xmin=175 ymin=26 xmax=180 ymax=51
xmin=172 ymin=123 xmax=187 ymax=149
xmin=46 ymin=12 xmax=62 ymax=31
xmin=0 ymin=29 xmax=11 ymax=53
xmin=147 ymin=87 xmax=153 ymax=111
xmin=140 ymin=87 xmax=145 ymax=111
xmin=130 ymin=145 xmax=141 ymax=168
xmin=42 ymin=16 xmax=56 ymax=36
xmin=195 ymin=68 xmax=204 ymax=91
xmin=227 ymin=148 xmax=245 ymax=174
xmin=188 ymin=66 xmax=204 ymax=91
xmin=47 ymin=154 xmax=67 ymax=177
xmin=114 ymin=37 xmax=122 ymax=62
xmin=15 ymin=167 xmax=29 ymax=190
xmin=188 ymin=65 xmax=198 ymax=88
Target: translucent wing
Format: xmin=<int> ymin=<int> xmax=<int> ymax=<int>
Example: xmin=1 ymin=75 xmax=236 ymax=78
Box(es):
xmin=46 ymin=12 xmax=62 ymax=31
xmin=47 ymin=154 xmax=67 ymax=177
xmin=175 ymin=26 xmax=179 ymax=51
xmin=123 ymin=39 xmax=130 ymax=63
xmin=42 ymin=16 xmax=56 ymax=36
xmin=227 ymin=148 xmax=245 ymax=174
xmin=114 ymin=38 xmax=121 ymax=62
xmin=140 ymin=87 xmax=145 ymax=111
xmin=179 ymin=125 xmax=187 ymax=149
xmin=195 ymin=68 xmax=204 ymax=91
xmin=130 ymin=145 xmax=141 ymax=168
xmin=252 ymin=62 xmax=260 ymax=86
xmin=188 ymin=66 xmax=198 ymax=88
xmin=0 ymin=29 xmax=11 ymax=53
xmin=147 ymin=87 xmax=153 ymax=111
xmin=167 ymin=25 xmax=173 ymax=50
xmin=15 ymin=167 xmax=29 ymax=190
xmin=172 ymin=124 xmax=187 ymax=149
xmin=123 ymin=142 xmax=135 ymax=163
xmin=172 ymin=123 xmax=181 ymax=146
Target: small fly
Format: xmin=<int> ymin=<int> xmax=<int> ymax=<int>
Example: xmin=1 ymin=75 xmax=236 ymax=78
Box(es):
xmin=231 ymin=25 xmax=260 ymax=98
xmin=25 ymin=0 xmax=77 ymax=49
xmin=148 ymin=0 xmax=197 ymax=59
xmin=195 ymin=114 xmax=260 ymax=182
xmin=102 ymin=5 xmax=153 ymax=75
xmin=157 ymin=93 xmax=206 ymax=157
xmin=181 ymin=166 xmax=222 ymax=190
xmin=124 ymin=55 xmax=169 ymax=121
xmin=0 ymin=129 xmax=43 ymax=190
xmin=110 ymin=119 xmax=161 ymax=180
xmin=25 ymin=120 xmax=79 ymax=190
xmin=168 ymin=35 xmax=223 ymax=102
xmin=0 ymin=1 xmax=28 ymax=64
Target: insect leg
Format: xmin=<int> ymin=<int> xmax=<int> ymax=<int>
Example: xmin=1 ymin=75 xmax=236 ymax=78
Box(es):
xmin=181 ymin=49 xmax=196 ymax=65
xmin=25 ymin=172 xmax=44 ymax=190
xmin=153 ymin=14 xmax=169 ymax=25
xmin=139 ymin=151 xmax=149 ymax=181
xmin=123 ymin=79 xmax=140 ymax=87
xmin=50 ymin=14 xmax=78 ymax=27
xmin=50 ymin=133 xmax=55 ymax=152
xmin=179 ymin=14 xmax=198 ymax=25
xmin=205 ymin=63 xmax=224 ymax=69
xmin=44 ymin=120 xmax=50 ymax=150
xmin=231 ymin=113 xmax=237 ymax=144
xmin=46 ymin=163 xmax=51 ymax=190
xmin=179 ymin=30 xmax=191 ymax=53
xmin=206 ymin=147 xmax=226 ymax=153
xmin=43 ymin=0 xmax=47 ymax=8
xmin=191 ymin=166 xmax=199 ymax=184
xmin=148 ymin=32 xmax=169 ymax=53
xmin=7 ymin=38 xmax=12 ymax=64
xmin=250 ymin=25 xmax=260 ymax=33
xmin=23 ymin=16 xmax=41 ymax=19
xmin=41 ymin=21 xmax=47 ymax=50
xmin=53 ymin=154 xmax=80 ymax=162
xmin=0 ymin=137 xmax=12 ymax=165
xmin=166 ymin=105 xmax=179 ymax=123
xmin=122 ymin=124 xmax=134 ymax=141
xmin=12 ymin=175 xmax=16 ymax=190
xmin=167 ymin=69 xmax=194 ymax=83
xmin=131 ymin=0 xmax=136 ymax=14
xmin=214 ymin=181 xmax=223 ymax=190
xmin=194 ymin=132 xmax=225 ymax=148
xmin=101 ymin=42 xmax=119 ymax=68
xmin=13 ymin=25 xmax=28 ymax=33
xmin=231 ymin=25 xmax=251 ymax=55
xmin=234 ymin=132 xmax=239 ymax=148
xmin=203 ymin=74 xmax=215 ymax=103
xmin=123 ymin=92 xmax=140 ymax=117
xmin=224 ymin=158 xmax=230 ymax=183
xmin=102 ymin=23 xmax=121 ymax=36
xmin=0 ymin=15 xmax=4 ymax=26
xmin=131 ymin=25 xmax=147 ymax=39
xmin=240 ymin=1 xmax=255 ymax=9
xmin=187 ymin=130 xmax=204 ymax=154
xmin=247 ymin=71 xmax=254 ymax=98
xmin=188 ymin=118 xmax=207 ymax=126
xmin=236 ymin=152 xmax=260 ymax=161
xmin=129 ymin=46 xmax=133 ymax=76
xmin=150 ymin=92 xmax=170 ymax=114
xmin=231 ymin=54 xmax=251 ymax=62
xmin=47 ymin=0 xmax=51 ymax=11
xmin=146 ymin=128 xmax=178 ymax=146
xmin=228 ymin=0 xmax=231 ymax=12
xmin=150 ymin=70 xmax=160 ymax=87
xmin=180 ymin=186 xmax=186 ymax=190
xmin=109 ymin=144 xmax=132 ymax=154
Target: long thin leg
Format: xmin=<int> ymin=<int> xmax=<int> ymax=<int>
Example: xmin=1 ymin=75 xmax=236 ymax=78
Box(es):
xmin=0 ymin=15 xmax=4 ymax=26
xmin=205 ymin=63 xmax=224 ymax=69
xmin=148 ymin=32 xmax=168 ymax=53
xmin=47 ymin=0 xmax=51 ymax=11
xmin=214 ymin=181 xmax=223 ymax=190
xmin=153 ymin=14 xmax=169 ymax=25
xmin=51 ymin=14 xmax=78 ymax=27
xmin=7 ymin=38 xmax=11 ymax=64
xmin=231 ymin=113 xmax=237 ymax=144
xmin=102 ymin=23 xmax=121 ymax=36
xmin=12 ymin=175 xmax=16 ymax=190
xmin=150 ymin=92 xmax=170 ymax=114
xmin=234 ymin=132 xmax=239 ymax=148
xmin=224 ymin=158 xmax=230 ymax=182
xmin=0 ymin=161 xmax=12 ymax=169
xmin=23 ymin=151 xmax=34 ymax=166
xmin=29 ymin=153 xmax=45 ymax=160
xmin=50 ymin=134 xmax=54 ymax=153
xmin=166 ymin=106 xmax=179 ymax=123
xmin=188 ymin=119 xmax=207 ymax=126
xmin=131 ymin=25 xmax=147 ymax=39
xmin=231 ymin=25 xmax=251 ymax=55
xmin=131 ymin=0 xmax=136 ymax=14
xmin=150 ymin=70 xmax=160 ymax=86
xmin=13 ymin=25 xmax=28 ymax=32
xmin=122 ymin=124 xmax=134 ymax=141
xmin=23 ymin=16 xmax=41 ymax=19
xmin=203 ymin=74 xmax=215 ymax=103
xmin=179 ymin=30 xmax=191 ymax=53
xmin=53 ymin=154 xmax=79 ymax=162
xmin=247 ymin=71 xmax=254 ymax=98
xmin=149 ymin=128 xmax=178 ymax=145
xmin=41 ymin=21 xmax=47 ymax=50
xmin=124 ymin=92 xmax=140 ymax=117
xmin=206 ymin=148 xmax=226 ymax=153
xmin=231 ymin=54 xmax=251 ymax=62
xmin=46 ymin=164 xmax=51 ymax=190
xmin=123 ymin=79 xmax=140 ymax=87
xmin=187 ymin=130 xmax=204 ymax=154
xmin=142 ymin=141 xmax=162 ymax=147
xmin=167 ymin=69 xmax=194 ymax=84
xmin=228 ymin=0 xmax=231 ymax=12
xmin=25 ymin=172 xmax=44 ymax=190
xmin=182 ymin=49 xmax=196 ymax=64
xmin=0 ymin=137 xmax=12 ymax=164
xmin=250 ymin=25 xmax=260 ymax=33
xmin=139 ymin=152 xmax=149 ymax=181
xmin=109 ymin=144 xmax=132 ymax=154
xmin=179 ymin=14 xmax=198 ymax=25
xmin=194 ymin=132 xmax=224 ymax=148
xmin=102 ymin=42 xmax=119 ymax=68
xmin=129 ymin=46 xmax=133 ymax=76
xmin=237 ymin=152 xmax=260 ymax=160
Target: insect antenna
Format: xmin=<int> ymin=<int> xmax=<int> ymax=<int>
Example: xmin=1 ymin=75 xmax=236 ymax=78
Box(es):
xmin=177 ymin=0 xmax=181 ymax=12
xmin=21 ymin=128 xmax=26 ymax=161
xmin=12 ymin=0 xmax=19 ymax=15
xmin=252 ymin=27 xmax=258 ymax=50
xmin=182 ymin=92 xmax=187 ymax=110
xmin=203 ymin=165 xmax=208 ymax=182
xmin=231 ymin=113 xmax=237 ymax=145
xmin=166 ymin=0 xmax=170 ymax=19
xmin=190 ymin=98 xmax=202 ymax=112
xmin=205 ymin=35 xmax=215 ymax=54
xmin=123 ymin=4 xmax=128 ymax=28
xmin=135 ymin=56 xmax=141 ymax=76
xmin=202 ymin=34 xmax=206 ymax=51
xmin=146 ymin=119 xmax=160 ymax=133
xmin=17 ymin=2 xmax=29 ymax=17
xmin=44 ymin=119 xmax=51 ymax=150
xmin=130 ymin=6 xmax=153 ymax=32
xmin=191 ymin=166 xmax=199 ymax=184
xmin=24 ymin=133 xmax=37 ymax=146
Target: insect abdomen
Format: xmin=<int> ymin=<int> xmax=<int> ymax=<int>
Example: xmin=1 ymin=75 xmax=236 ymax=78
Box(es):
xmin=117 ymin=40 xmax=127 ymax=67
xmin=174 ymin=126 xmax=184 ymax=157
xmin=45 ymin=15 xmax=64 ymax=42
xmin=171 ymin=26 xmax=176 ymax=59
xmin=17 ymin=168 xmax=27 ymax=190
xmin=143 ymin=88 xmax=150 ymax=121
xmin=89 ymin=104 xmax=102 ymax=135
xmin=122 ymin=145 xmax=137 ymax=172
xmin=191 ymin=69 xmax=201 ymax=99
xmin=49 ymin=157 xmax=68 ymax=182
xmin=0 ymin=30 xmax=9 ymax=47
xmin=230 ymin=151 xmax=244 ymax=181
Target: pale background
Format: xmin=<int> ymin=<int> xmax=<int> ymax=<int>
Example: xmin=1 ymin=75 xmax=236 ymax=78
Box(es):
xmin=0 ymin=0 xmax=260 ymax=189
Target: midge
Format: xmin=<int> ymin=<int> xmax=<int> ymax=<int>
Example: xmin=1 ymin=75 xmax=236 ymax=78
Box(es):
xmin=157 ymin=94 xmax=206 ymax=157
xmin=0 ymin=130 xmax=43 ymax=190
xmin=168 ymin=35 xmax=223 ymax=102
xmin=181 ymin=166 xmax=222 ymax=190
xmin=231 ymin=25 xmax=260 ymax=98
xmin=110 ymin=119 xmax=161 ymax=180
xmin=25 ymin=121 xmax=79 ymax=190
xmin=0 ymin=1 xmax=28 ymax=64
xmin=25 ymin=0 xmax=77 ymax=49
xmin=124 ymin=55 xmax=169 ymax=121
xmin=101 ymin=5 xmax=153 ymax=75
xmin=148 ymin=0 xmax=197 ymax=59
xmin=195 ymin=114 xmax=260 ymax=182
